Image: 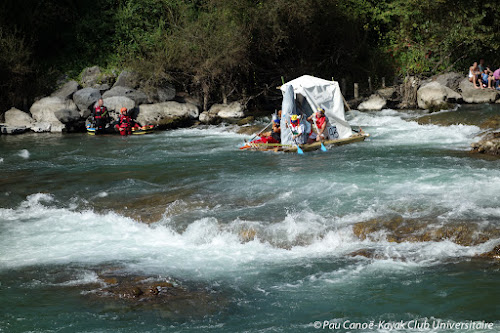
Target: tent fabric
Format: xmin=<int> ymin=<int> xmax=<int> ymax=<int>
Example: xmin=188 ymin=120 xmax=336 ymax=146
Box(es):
xmin=280 ymin=75 xmax=353 ymax=140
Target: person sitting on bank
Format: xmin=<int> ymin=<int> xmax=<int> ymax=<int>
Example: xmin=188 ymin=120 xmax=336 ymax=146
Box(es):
xmin=468 ymin=62 xmax=482 ymax=89
xmin=288 ymin=114 xmax=306 ymax=144
xmin=481 ymin=69 xmax=496 ymax=90
xmin=92 ymin=98 xmax=109 ymax=133
xmin=307 ymin=108 xmax=330 ymax=144
xmin=492 ymin=68 xmax=500 ymax=90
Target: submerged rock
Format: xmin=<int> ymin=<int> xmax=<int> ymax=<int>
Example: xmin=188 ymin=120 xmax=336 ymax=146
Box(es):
xmin=478 ymin=244 xmax=500 ymax=259
xmin=352 ymin=216 xmax=500 ymax=246
xmin=84 ymin=271 xmax=224 ymax=317
xmin=471 ymin=132 xmax=500 ymax=156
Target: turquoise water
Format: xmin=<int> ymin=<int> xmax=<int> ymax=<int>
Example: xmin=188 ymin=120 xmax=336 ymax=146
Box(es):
xmin=1 ymin=106 xmax=499 ymax=332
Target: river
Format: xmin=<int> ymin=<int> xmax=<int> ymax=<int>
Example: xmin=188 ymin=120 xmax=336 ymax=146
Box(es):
xmin=1 ymin=105 xmax=499 ymax=332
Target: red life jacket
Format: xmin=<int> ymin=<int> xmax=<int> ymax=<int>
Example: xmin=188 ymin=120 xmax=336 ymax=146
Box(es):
xmin=119 ymin=114 xmax=132 ymax=128
xmin=315 ymin=115 xmax=326 ymax=130
xmin=94 ymin=105 xmax=107 ymax=119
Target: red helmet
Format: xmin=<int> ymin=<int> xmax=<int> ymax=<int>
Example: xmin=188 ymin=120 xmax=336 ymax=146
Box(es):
xmin=120 ymin=107 xmax=127 ymax=114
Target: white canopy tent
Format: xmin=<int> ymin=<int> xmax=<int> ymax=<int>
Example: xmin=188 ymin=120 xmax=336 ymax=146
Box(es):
xmin=280 ymin=75 xmax=352 ymax=145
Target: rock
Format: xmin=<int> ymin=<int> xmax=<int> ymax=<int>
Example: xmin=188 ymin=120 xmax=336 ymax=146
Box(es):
xmin=113 ymin=70 xmax=140 ymax=89
xmin=103 ymin=96 xmax=136 ymax=122
xmin=459 ymin=78 xmax=500 ymax=103
xmin=73 ymin=88 xmax=101 ymax=113
xmin=434 ymin=72 xmax=463 ymax=92
xmin=142 ymin=86 xmax=176 ymax=103
xmin=376 ymin=87 xmax=398 ymax=101
xmin=175 ymin=92 xmax=202 ymax=109
xmin=0 ymin=124 xmax=28 ymax=134
xmin=209 ymin=102 xmax=244 ymax=119
xmin=102 ymin=86 xmax=148 ymax=105
xmin=137 ymin=101 xmax=199 ymax=128
xmin=417 ymin=81 xmax=462 ymax=111
xmin=80 ymin=66 xmax=115 ymax=88
xmin=348 ymin=249 xmax=377 ymax=259
xmin=199 ymin=111 xmax=220 ymax=124
xmin=30 ymin=122 xmax=52 ymax=133
xmin=51 ymin=80 xmax=79 ymax=100
xmin=398 ymin=76 xmax=420 ymax=109
xmin=478 ymin=244 xmax=500 ymax=259
xmin=471 ymin=131 xmax=500 ymax=156
xmin=4 ymin=108 xmax=34 ymax=127
xmin=357 ymin=94 xmax=387 ymax=111
xmin=30 ymin=97 xmax=80 ymax=132
xmin=352 ymin=216 xmax=500 ymax=246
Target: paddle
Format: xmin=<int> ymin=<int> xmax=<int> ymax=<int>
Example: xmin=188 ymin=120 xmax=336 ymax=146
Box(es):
xmin=247 ymin=122 xmax=272 ymax=143
xmin=288 ymin=119 xmax=304 ymax=155
xmin=293 ymin=138 xmax=304 ymax=154
xmin=311 ymin=113 xmax=328 ymax=152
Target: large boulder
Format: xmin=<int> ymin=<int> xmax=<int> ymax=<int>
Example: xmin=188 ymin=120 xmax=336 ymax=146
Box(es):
xmin=103 ymin=96 xmax=136 ymax=121
xmin=459 ymin=78 xmax=500 ymax=103
xmin=357 ymin=94 xmax=386 ymax=111
xmin=142 ymin=85 xmax=176 ymax=103
xmin=4 ymin=108 xmax=34 ymax=127
xmin=102 ymin=86 xmax=148 ymax=105
xmin=137 ymin=101 xmax=199 ymax=128
xmin=51 ymin=80 xmax=79 ymax=100
xmin=199 ymin=111 xmax=220 ymax=124
xmin=471 ymin=131 xmax=500 ymax=156
xmin=417 ymin=81 xmax=462 ymax=111
xmin=434 ymin=72 xmax=463 ymax=92
xmin=209 ymin=102 xmax=244 ymax=119
xmin=113 ymin=70 xmax=140 ymax=89
xmin=30 ymin=97 xmax=80 ymax=132
xmin=80 ymin=66 xmax=115 ymax=88
xmin=73 ymin=88 xmax=101 ymax=115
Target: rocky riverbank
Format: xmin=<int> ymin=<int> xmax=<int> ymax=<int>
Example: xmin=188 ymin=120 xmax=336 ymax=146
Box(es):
xmin=0 ymin=66 xmax=246 ymax=135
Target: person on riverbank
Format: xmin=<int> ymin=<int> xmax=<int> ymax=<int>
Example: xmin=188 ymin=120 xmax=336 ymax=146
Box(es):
xmin=468 ymin=62 xmax=482 ymax=89
xmin=307 ymin=108 xmax=330 ymax=143
xmin=478 ymin=58 xmax=492 ymax=74
xmin=493 ymin=68 xmax=500 ymax=90
xmin=92 ymin=98 xmax=109 ymax=133
xmin=481 ymin=70 xmax=496 ymax=89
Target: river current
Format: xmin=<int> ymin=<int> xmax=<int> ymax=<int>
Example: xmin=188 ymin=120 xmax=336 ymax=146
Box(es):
xmin=1 ymin=105 xmax=499 ymax=332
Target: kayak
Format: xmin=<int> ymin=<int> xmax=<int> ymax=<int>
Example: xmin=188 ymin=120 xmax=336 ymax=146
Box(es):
xmin=240 ymin=132 xmax=369 ymax=152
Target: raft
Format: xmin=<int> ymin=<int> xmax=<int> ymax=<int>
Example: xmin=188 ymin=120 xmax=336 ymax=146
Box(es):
xmin=240 ymin=132 xmax=369 ymax=152
xmin=86 ymin=124 xmax=155 ymax=135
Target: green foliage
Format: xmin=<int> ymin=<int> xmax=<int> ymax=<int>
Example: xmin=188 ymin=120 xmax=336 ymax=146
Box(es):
xmin=1 ymin=0 xmax=500 ymax=111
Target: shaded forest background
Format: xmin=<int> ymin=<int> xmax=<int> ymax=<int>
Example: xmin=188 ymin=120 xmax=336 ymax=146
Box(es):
xmin=1 ymin=0 xmax=499 ymax=112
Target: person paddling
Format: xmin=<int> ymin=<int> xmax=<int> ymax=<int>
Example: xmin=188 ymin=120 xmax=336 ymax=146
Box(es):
xmin=92 ymin=98 xmax=109 ymax=134
xmin=307 ymin=108 xmax=329 ymax=143
xmin=288 ymin=114 xmax=306 ymax=144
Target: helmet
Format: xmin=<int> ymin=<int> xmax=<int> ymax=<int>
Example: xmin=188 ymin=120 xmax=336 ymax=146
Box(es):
xmin=273 ymin=118 xmax=280 ymax=124
xmin=317 ymin=107 xmax=325 ymax=114
xmin=291 ymin=114 xmax=299 ymax=122
xmin=120 ymin=107 xmax=128 ymax=114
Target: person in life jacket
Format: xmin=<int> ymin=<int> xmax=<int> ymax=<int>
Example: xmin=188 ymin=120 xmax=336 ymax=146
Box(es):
xmin=288 ymin=114 xmax=306 ymax=144
xmin=307 ymin=107 xmax=330 ymax=143
xmin=92 ymin=98 xmax=108 ymax=134
xmin=116 ymin=107 xmax=138 ymax=136
xmin=250 ymin=114 xmax=281 ymax=144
